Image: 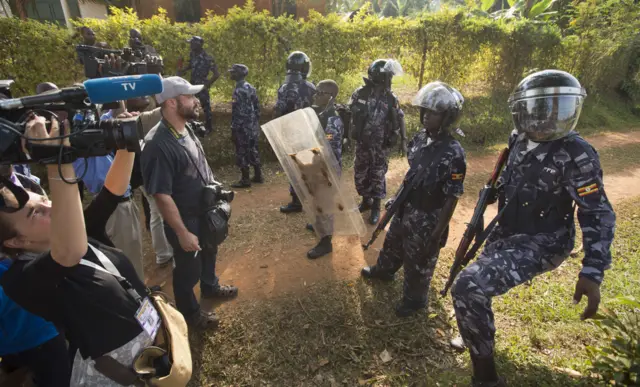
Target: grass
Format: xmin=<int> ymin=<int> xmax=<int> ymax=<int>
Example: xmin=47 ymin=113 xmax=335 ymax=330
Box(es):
xmin=188 ymin=189 xmax=640 ymax=386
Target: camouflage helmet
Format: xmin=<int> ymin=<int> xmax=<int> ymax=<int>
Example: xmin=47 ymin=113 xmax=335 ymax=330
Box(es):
xmin=508 ymin=69 xmax=586 ymax=142
xmin=412 ymin=81 xmax=464 ymax=129
xmin=286 ymin=51 xmax=311 ymax=78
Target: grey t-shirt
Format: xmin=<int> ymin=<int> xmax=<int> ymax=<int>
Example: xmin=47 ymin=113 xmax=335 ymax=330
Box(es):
xmin=141 ymin=119 xmax=215 ymax=220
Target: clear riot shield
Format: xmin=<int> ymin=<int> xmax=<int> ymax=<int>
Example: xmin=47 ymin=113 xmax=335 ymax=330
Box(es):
xmin=262 ymin=107 xmax=366 ymax=238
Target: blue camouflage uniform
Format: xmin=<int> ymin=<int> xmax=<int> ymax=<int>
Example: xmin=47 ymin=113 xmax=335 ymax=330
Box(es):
xmin=314 ymin=107 xmax=344 ymax=238
xmin=274 ymin=77 xmax=316 ymax=118
xmin=275 ymin=76 xmax=316 ymax=196
xmin=376 ymin=130 xmax=466 ymax=306
xmin=231 ymin=80 xmax=261 ymax=169
xmin=452 ymin=131 xmax=616 ymax=357
xmin=349 ymin=87 xmax=402 ymax=199
xmin=187 ymin=50 xmax=217 ymax=131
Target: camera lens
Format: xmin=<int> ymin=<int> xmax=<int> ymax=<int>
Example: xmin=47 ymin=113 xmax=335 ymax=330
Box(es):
xmin=99 ymin=117 xmax=142 ymax=152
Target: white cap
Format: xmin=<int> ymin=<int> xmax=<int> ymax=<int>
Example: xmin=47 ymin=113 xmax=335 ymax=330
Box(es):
xmin=155 ymin=76 xmax=203 ymax=104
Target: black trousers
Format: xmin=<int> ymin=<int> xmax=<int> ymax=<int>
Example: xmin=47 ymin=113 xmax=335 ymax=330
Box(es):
xmin=165 ymin=217 xmax=219 ymax=318
xmin=1 ymin=334 xmax=70 ymax=387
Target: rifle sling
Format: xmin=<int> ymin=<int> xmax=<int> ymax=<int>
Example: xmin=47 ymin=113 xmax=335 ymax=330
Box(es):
xmin=464 ymin=137 xmax=567 ymax=260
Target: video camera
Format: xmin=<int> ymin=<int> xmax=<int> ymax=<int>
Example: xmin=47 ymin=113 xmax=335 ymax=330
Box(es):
xmin=0 ymin=74 xmax=163 ymax=168
xmin=76 ymin=44 xmax=164 ymax=79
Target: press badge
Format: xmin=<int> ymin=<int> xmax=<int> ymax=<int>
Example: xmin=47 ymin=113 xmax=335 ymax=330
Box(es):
xmin=135 ymin=298 xmax=161 ymax=339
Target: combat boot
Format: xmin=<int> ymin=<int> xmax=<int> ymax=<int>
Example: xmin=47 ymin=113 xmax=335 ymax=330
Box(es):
xmin=280 ymin=193 xmax=303 ymax=213
xmin=231 ymin=168 xmax=251 ymax=188
xmin=395 ymin=298 xmax=426 ymax=318
xmin=307 ymin=236 xmax=332 ymax=259
xmin=470 ymin=353 xmax=504 ymax=387
xmin=361 ymin=265 xmax=395 ymax=281
xmin=252 ymin=165 xmax=264 ymax=184
xmin=369 ymin=198 xmax=381 ymax=225
xmin=358 ymin=196 xmax=373 ymax=213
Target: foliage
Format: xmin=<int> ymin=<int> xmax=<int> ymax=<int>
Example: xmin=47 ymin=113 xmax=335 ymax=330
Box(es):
xmin=587 ymin=296 xmax=640 ymax=385
xmin=1 ymin=1 xmax=639 ymax=156
xmin=0 ymin=17 xmax=83 ymax=95
xmin=470 ymin=0 xmax=558 ymax=20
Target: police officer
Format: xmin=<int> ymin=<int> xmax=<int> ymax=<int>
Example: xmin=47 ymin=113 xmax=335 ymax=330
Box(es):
xmin=129 ymin=28 xmax=158 ymax=56
xmin=276 ymin=51 xmax=317 ymax=213
xmin=349 ymin=59 xmax=405 ymax=225
xmin=228 ymin=64 xmax=263 ymax=188
xmin=361 ymin=82 xmax=466 ymax=317
xmin=306 ymin=80 xmax=344 ymax=259
xmin=177 ymin=36 xmax=220 ymax=136
xmin=451 ymin=70 xmax=616 ymax=387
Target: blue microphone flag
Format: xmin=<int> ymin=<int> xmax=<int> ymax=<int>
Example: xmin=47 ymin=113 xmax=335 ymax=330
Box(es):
xmin=84 ymin=74 xmax=163 ymax=104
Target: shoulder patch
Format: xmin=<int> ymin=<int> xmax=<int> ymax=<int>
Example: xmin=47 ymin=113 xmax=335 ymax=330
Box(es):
xmin=577 ymin=183 xmax=599 ymax=197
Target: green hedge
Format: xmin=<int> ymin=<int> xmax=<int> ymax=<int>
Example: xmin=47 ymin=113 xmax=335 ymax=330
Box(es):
xmin=1 ymin=2 xmax=639 ymax=165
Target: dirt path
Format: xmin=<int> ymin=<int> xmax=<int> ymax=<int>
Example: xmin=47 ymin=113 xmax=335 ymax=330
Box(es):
xmin=144 ymin=131 xmax=640 ymax=309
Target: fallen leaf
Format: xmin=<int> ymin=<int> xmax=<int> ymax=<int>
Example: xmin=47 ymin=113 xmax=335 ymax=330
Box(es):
xmin=428 ymin=313 xmax=438 ymax=319
xmin=303 ymin=324 xmax=310 ymax=329
xmin=554 ymin=367 xmax=582 ymax=378
xmin=379 ymin=349 xmax=392 ymax=363
xmin=318 ymin=358 xmax=329 ymax=367
xmin=436 ymin=328 xmax=446 ymax=337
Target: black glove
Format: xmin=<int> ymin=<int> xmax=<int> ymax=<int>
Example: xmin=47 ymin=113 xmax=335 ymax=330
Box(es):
xmin=573 ymin=276 xmax=601 ymax=320
xmin=482 ymin=186 xmax=499 ymax=205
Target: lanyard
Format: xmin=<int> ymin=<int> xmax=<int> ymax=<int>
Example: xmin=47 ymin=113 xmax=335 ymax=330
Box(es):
xmin=80 ymin=244 xmax=143 ymax=305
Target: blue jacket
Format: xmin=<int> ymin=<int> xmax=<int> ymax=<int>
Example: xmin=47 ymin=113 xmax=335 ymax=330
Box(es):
xmin=0 ymin=258 xmax=59 ymax=355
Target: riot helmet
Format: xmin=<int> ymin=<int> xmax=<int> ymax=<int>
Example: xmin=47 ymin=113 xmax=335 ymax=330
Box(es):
xmin=228 ymin=64 xmax=249 ymax=80
xmin=367 ymin=59 xmax=403 ymax=88
xmin=412 ymin=81 xmax=464 ymax=133
xmin=286 ymin=51 xmax=312 ymax=79
xmin=508 ymin=70 xmax=586 ymax=142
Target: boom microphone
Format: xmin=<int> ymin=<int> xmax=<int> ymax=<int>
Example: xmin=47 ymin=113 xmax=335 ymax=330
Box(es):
xmin=0 ymin=74 xmax=163 ymax=110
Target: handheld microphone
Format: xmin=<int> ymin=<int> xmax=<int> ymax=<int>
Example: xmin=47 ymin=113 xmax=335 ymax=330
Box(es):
xmin=84 ymin=74 xmax=163 ymax=104
xmin=0 ymin=74 xmax=163 ymax=109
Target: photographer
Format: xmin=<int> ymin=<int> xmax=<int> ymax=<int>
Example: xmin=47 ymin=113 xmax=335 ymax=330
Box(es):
xmin=142 ymin=77 xmax=236 ymax=330
xmin=0 ymin=115 xmax=160 ymax=385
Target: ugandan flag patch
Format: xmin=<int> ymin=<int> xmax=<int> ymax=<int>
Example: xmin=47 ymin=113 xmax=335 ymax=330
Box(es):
xmin=452 ymin=173 xmax=464 ymax=181
xmin=578 ymin=183 xmax=599 ymax=197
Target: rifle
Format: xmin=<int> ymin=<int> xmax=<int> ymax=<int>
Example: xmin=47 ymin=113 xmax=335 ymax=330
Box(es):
xmin=440 ymin=147 xmax=510 ymax=296
xmin=362 ymin=140 xmax=450 ymax=250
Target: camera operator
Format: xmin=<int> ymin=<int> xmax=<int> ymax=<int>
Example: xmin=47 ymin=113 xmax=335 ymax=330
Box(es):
xmin=0 ymin=115 xmax=160 ymax=385
xmin=0 ymin=168 xmax=70 ymax=387
xmin=142 ymin=76 xmax=236 ymax=330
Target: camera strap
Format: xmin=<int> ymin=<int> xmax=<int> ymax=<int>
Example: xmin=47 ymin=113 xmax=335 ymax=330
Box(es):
xmin=164 ymin=120 xmax=211 ymax=187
